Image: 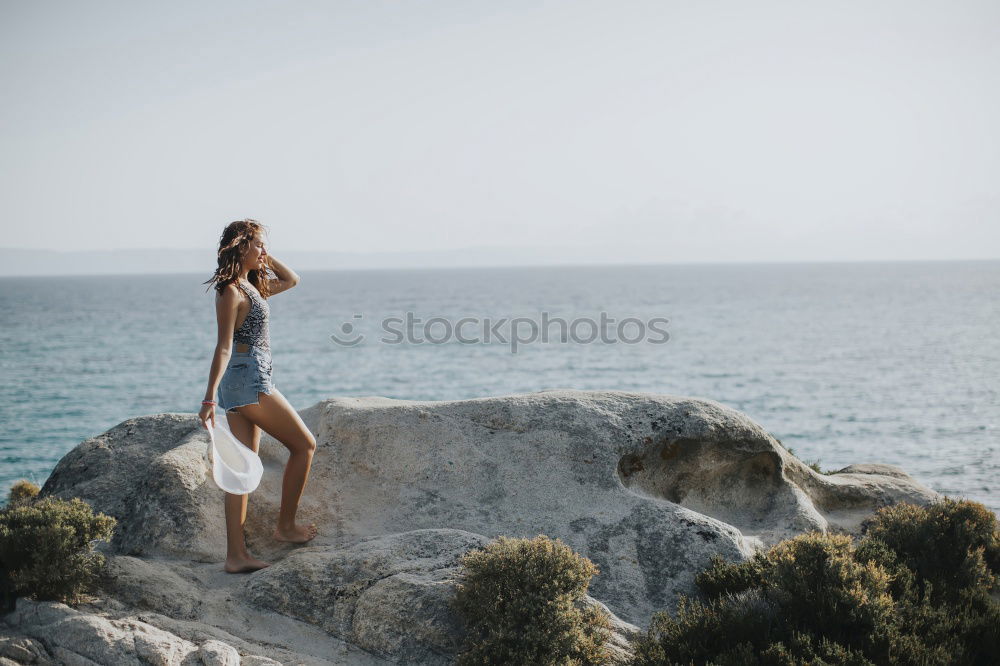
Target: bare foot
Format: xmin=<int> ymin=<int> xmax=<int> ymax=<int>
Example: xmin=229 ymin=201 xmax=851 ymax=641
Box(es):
xmin=273 ymin=522 xmax=318 ymax=543
xmin=224 ymin=554 xmax=271 ymax=573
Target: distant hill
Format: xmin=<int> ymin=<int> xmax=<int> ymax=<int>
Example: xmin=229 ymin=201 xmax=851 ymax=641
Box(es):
xmin=0 ymin=245 xmax=636 ymax=277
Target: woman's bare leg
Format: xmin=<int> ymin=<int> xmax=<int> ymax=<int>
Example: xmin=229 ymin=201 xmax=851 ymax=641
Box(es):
xmin=222 ymin=409 xmax=270 ymax=572
xmin=234 ymin=388 xmax=318 ymax=543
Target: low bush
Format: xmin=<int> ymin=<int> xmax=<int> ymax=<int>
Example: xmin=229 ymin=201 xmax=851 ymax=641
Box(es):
xmin=451 ymin=534 xmax=613 ymax=665
xmin=858 ymin=498 xmax=1000 ymax=663
xmin=0 ymin=496 xmax=116 ymax=606
xmin=6 ymin=480 xmax=40 ymax=507
xmin=630 ymin=498 xmax=1000 ymax=665
xmin=695 ymin=551 xmax=770 ymax=599
xmin=858 ymin=497 xmax=1000 ymax=603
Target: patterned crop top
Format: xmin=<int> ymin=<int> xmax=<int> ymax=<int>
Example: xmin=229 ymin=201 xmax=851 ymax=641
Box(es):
xmin=233 ymin=280 xmax=270 ymax=352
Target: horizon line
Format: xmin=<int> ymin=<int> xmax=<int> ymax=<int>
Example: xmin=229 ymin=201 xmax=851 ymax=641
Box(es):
xmin=2 ymin=255 xmax=998 ymax=280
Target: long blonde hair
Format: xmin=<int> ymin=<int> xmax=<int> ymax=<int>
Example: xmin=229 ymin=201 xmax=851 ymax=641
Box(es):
xmin=203 ymin=219 xmax=273 ymax=298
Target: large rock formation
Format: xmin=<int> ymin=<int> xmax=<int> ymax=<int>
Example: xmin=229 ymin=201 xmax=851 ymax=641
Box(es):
xmin=3 ymin=390 xmax=939 ymax=664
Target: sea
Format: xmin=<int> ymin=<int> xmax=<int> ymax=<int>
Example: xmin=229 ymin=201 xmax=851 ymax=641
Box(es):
xmin=1 ymin=260 xmax=997 ymax=512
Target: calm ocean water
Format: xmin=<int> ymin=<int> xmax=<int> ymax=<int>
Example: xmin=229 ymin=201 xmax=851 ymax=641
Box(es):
xmin=1 ymin=261 xmax=997 ymax=512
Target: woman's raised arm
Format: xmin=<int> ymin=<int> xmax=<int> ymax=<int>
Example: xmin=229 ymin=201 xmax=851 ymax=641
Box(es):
xmin=265 ymin=255 xmax=300 ymax=296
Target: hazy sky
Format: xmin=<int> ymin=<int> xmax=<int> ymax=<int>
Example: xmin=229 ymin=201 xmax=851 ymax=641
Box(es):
xmin=2 ymin=0 xmax=998 ymax=263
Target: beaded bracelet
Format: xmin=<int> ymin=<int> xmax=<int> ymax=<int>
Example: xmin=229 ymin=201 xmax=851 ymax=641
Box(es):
xmin=202 ymin=400 xmax=217 ymax=406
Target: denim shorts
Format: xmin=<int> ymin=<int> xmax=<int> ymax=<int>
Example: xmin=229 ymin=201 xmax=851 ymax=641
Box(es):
xmin=217 ymin=345 xmax=275 ymax=413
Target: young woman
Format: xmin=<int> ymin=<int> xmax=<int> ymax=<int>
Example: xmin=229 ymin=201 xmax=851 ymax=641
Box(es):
xmin=199 ymin=219 xmax=318 ymax=573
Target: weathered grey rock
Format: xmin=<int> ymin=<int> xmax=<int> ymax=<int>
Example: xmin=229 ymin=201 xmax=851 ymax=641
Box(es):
xmin=129 ymin=606 xmax=389 ymax=665
xmin=240 ymin=527 xmax=640 ymax=665
xmin=241 ymin=528 xmax=485 ymax=664
xmin=274 ymin=390 xmax=936 ymax=624
xmin=100 ymin=556 xmax=204 ymax=620
xmin=31 ymin=389 xmax=940 ymax=661
xmin=41 ymin=414 xmax=226 ymax=561
xmin=1 ymin=599 xmax=201 ymax=665
xmin=577 ymin=596 xmax=643 ymax=666
xmin=197 ymin=639 xmax=240 ymax=666
xmin=617 ymin=428 xmax=941 ymax=545
xmin=0 ymin=633 xmax=53 ymax=665
xmin=0 ymin=600 xmax=294 ymax=666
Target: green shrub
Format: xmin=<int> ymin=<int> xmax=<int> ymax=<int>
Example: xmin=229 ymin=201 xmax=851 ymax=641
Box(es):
xmin=629 ymin=499 xmax=1000 ymax=665
xmin=859 ymin=498 xmax=1000 ymax=663
xmin=884 ymin=579 xmax=1000 ymax=665
xmin=759 ymin=631 xmax=874 ymax=666
xmin=630 ymin=592 xmax=781 ymax=665
xmin=0 ymin=496 xmax=116 ymax=605
xmin=859 ymin=497 xmax=1000 ymax=602
xmin=766 ymin=533 xmax=894 ymax=652
xmin=695 ymin=551 xmax=771 ymax=599
xmin=451 ymin=534 xmax=612 ymax=665
xmin=6 ymin=480 xmax=40 ymax=507
xmin=633 ymin=532 xmax=892 ymax=664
